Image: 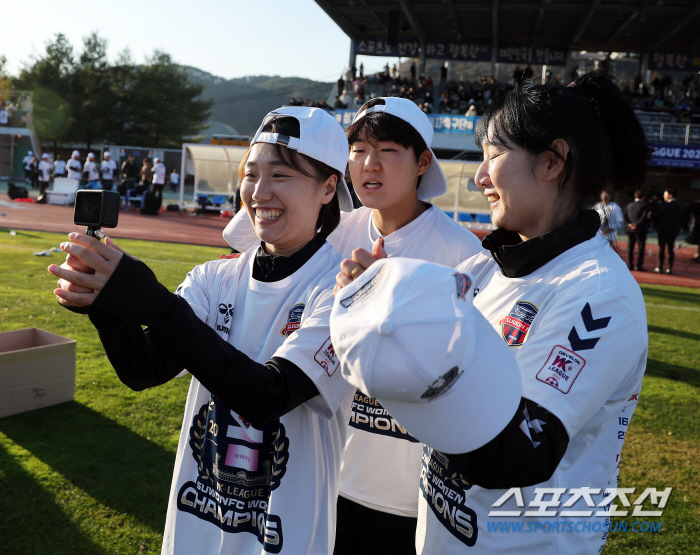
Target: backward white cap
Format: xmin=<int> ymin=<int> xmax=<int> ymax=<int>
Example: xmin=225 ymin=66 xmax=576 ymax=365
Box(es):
xmin=330 ymin=257 xmax=522 ymax=454
xmin=352 ymin=97 xmax=447 ymax=200
xmin=252 ymin=106 xmax=353 ymax=212
xmin=72 ymin=150 xmax=80 ymax=157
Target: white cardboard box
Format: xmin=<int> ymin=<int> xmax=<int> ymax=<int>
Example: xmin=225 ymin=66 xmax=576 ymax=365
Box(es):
xmin=0 ymin=328 xmax=76 ymax=418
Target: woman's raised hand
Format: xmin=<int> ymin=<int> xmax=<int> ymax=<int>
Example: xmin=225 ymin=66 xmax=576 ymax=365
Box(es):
xmin=48 ymin=233 xmax=128 ymax=307
xmin=334 ymin=237 xmax=387 ymax=296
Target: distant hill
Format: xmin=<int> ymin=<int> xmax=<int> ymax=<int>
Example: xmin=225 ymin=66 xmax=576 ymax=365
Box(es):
xmin=184 ymin=67 xmax=334 ymax=136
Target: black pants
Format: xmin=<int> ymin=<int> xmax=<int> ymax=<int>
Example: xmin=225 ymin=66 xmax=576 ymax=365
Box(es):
xmin=627 ymin=232 xmax=647 ymax=269
xmin=334 ymin=496 xmax=417 ymax=555
xmin=658 ymin=233 xmax=678 ymax=271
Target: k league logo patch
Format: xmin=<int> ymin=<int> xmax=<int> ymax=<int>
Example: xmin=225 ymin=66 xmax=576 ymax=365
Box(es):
xmin=500 ymin=301 xmax=538 ymax=347
xmin=536 ymin=345 xmax=586 ymax=394
xmin=280 ymin=303 xmax=305 ymax=337
xmin=314 ymin=337 xmax=339 ymax=376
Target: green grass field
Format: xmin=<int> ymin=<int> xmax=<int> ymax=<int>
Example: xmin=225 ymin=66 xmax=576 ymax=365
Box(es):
xmin=0 ymin=229 xmax=698 ymax=554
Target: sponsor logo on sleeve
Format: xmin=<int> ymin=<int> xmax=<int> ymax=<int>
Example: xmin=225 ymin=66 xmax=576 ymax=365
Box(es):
xmin=500 ymin=300 xmax=538 ymax=347
xmin=339 ymin=265 xmax=387 ymax=308
xmin=536 ymin=345 xmax=586 ymax=394
xmin=280 ymin=303 xmax=305 ymax=337
xmin=314 ymin=337 xmax=339 ymax=376
xmin=453 ymin=273 xmax=472 ymax=300
xmin=217 ymin=303 xmax=234 ymax=335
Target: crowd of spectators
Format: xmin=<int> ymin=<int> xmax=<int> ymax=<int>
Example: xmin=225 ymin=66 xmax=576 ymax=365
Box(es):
xmin=622 ymin=72 xmax=700 ymax=123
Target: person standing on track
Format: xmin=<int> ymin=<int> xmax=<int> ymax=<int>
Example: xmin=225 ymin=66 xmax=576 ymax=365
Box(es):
xmin=334 ymin=70 xmax=651 ymax=555
xmin=655 ymin=188 xmax=683 ymax=274
xmin=100 ymin=151 xmax=118 ymax=191
xmin=49 ymin=106 xmax=357 ymax=555
xmin=624 ymin=189 xmax=649 ymax=271
xmin=224 ymin=97 xmax=482 ymax=554
xmin=67 ymin=150 xmax=83 ymax=183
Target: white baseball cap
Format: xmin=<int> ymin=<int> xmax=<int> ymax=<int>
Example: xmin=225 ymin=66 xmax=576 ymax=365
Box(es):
xmin=41 ymin=153 xmax=49 ymax=159
xmin=252 ymin=106 xmax=353 ymax=212
xmin=28 ymin=150 xmax=33 ymax=156
xmin=352 ymin=97 xmax=447 ymax=200
xmin=153 ymin=157 xmax=160 ymax=163
xmin=330 ymin=257 xmax=522 ymax=454
xmin=72 ymin=150 xmax=80 ymax=157
xmin=87 ymin=152 xmax=95 ymax=159
xmin=103 ymin=151 xmax=111 ymax=158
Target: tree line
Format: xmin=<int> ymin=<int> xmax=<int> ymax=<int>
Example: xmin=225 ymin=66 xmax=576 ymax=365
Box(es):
xmin=3 ymin=33 xmax=212 ymax=150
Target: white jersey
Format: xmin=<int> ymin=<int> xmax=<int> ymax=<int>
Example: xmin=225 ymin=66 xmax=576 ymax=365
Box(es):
xmin=153 ymin=162 xmax=166 ymax=185
xmin=38 ymin=160 xmax=52 ymax=181
xmin=170 ymin=172 xmax=180 ymax=185
xmin=162 ymin=243 xmax=355 ymax=555
xmin=84 ymin=161 xmax=100 ymax=181
xmin=224 ymin=205 xmax=482 ymax=517
xmin=417 ymin=233 xmax=647 ymax=555
xmin=101 ymin=159 xmax=118 ymax=180
xmin=54 ymin=160 xmax=67 ymax=175
xmin=22 ymin=155 xmax=33 ymax=171
xmin=68 ymin=158 xmax=83 ymax=179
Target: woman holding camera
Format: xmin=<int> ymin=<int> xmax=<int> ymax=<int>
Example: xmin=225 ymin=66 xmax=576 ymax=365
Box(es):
xmin=49 ymin=107 xmax=356 ymax=555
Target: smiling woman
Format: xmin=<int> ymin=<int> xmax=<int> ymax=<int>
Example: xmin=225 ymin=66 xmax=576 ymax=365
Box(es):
xmin=47 ymin=107 xmax=359 ymax=555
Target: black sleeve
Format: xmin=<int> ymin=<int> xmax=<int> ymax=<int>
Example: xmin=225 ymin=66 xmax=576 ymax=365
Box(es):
xmin=445 ymin=398 xmax=569 ymax=489
xmin=82 ymin=255 xmax=320 ymax=427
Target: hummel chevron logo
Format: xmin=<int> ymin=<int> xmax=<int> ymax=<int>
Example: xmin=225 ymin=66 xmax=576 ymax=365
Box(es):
xmin=568 ymin=303 xmax=611 ymax=351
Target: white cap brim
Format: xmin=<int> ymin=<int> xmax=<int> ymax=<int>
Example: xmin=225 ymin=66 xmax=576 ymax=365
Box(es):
xmin=380 ymin=308 xmax=521 ymax=453
xmin=418 ymin=150 xmax=447 ymax=201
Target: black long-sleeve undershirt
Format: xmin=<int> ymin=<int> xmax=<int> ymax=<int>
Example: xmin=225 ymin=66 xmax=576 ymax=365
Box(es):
xmin=79 ymin=239 xmax=325 ymax=427
xmin=445 ymin=397 xmax=569 ymax=489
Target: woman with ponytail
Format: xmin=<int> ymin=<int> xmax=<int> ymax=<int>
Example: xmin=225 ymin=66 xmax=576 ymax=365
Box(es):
xmin=49 ymin=107 xmax=357 ymax=555
xmin=336 ymin=71 xmax=653 ymax=554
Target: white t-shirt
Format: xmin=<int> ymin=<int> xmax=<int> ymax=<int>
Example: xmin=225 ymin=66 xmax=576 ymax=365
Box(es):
xmin=170 ymin=172 xmax=180 ymax=185
xmin=84 ymin=161 xmax=100 ymax=181
xmin=68 ymin=158 xmax=82 ymax=179
xmin=0 ymin=110 xmax=8 ymax=124
xmin=416 ymin=233 xmax=647 ymax=555
xmin=23 ymin=155 xmax=33 ymax=171
xmin=54 ymin=160 xmax=67 ymax=175
xmin=224 ymin=205 xmax=482 ymax=517
xmin=153 ymin=162 xmax=166 ymax=185
xmin=162 ymin=243 xmax=355 ymax=555
xmin=38 ymin=160 xmax=52 ymax=181
xmin=101 ymin=159 xmax=118 ymax=180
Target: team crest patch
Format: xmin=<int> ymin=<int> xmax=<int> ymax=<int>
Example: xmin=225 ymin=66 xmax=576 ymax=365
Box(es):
xmin=421 ymin=366 xmax=464 ymax=401
xmin=500 ymin=301 xmax=538 ymax=347
xmin=314 ymin=336 xmax=339 ymax=376
xmin=536 ymin=345 xmax=586 ymax=394
xmin=453 ymin=273 xmax=472 ymax=300
xmin=340 ymin=265 xmax=387 ymax=308
xmin=280 ymin=303 xmax=305 ymax=337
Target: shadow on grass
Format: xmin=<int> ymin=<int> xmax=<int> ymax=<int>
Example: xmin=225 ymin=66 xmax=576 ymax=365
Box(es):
xmin=0 ymin=441 xmax=109 ymax=555
xmin=0 ymin=400 xmax=174 ymax=531
xmin=648 ymin=325 xmax=700 ymax=343
xmin=645 ymin=358 xmax=700 ymax=388
xmin=641 ymin=286 xmax=700 ymax=305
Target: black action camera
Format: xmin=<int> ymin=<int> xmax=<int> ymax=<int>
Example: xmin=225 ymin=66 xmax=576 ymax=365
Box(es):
xmin=73 ymin=190 xmax=120 ymax=238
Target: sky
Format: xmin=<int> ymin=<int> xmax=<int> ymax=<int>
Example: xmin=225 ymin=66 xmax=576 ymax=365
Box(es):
xmin=1 ymin=0 xmax=397 ymax=83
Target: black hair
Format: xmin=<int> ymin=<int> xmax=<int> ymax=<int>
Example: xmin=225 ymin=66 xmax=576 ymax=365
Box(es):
xmin=346 ymin=98 xmax=428 ymax=163
xmin=239 ymin=115 xmax=341 ymax=239
xmin=475 ymin=70 xmax=652 ymax=208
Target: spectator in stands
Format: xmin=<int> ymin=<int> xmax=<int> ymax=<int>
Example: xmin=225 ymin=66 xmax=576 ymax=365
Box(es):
xmin=53 ymin=154 xmax=66 ymax=178
xmin=410 ymin=61 xmax=416 ymax=81
xmin=624 ymin=189 xmax=649 ymax=271
xmin=0 ymin=103 xmax=8 ymax=126
xmin=359 ymin=63 xmax=364 ymax=80
xmin=439 ymin=62 xmax=448 ymax=84
xmin=38 ymin=153 xmax=52 ymax=196
xmin=67 ymin=150 xmax=83 ymax=183
xmin=594 ymin=190 xmax=624 ymax=245
xmin=83 ymin=153 xmax=101 ymax=190
xmin=334 ymin=96 xmax=347 ymax=109
xmin=169 ymin=167 xmax=180 ymax=193
xmin=151 ymin=157 xmax=166 ymax=197
xmin=655 ymin=189 xmax=684 ymax=274
xmin=101 ymin=151 xmax=118 ymax=191
xmin=337 ymin=75 xmax=345 ymax=96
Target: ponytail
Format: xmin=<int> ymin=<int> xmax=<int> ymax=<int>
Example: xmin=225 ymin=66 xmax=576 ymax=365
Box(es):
xmin=476 ymin=70 xmax=652 ymax=207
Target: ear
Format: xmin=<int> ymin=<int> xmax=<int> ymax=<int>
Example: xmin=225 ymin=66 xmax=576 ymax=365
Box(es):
xmin=320 ymin=174 xmax=338 ymax=205
xmin=416 ymin=149 xmax=433 ymax=177
xmin=542 ymin=139 xmax=569 ymax=184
